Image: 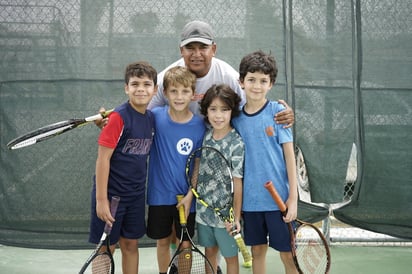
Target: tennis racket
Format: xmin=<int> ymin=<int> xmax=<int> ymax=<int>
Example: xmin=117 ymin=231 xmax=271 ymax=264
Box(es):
xmin=264 ymin=181 xmax=331 ymax=274
xmin=7 ymin=109 xmax=113 ymax=150
xmin=186 ymin=146 xmax=252 ymax=267
xmin=79 ymin=196 xmax=120 ymax=274
xmin=167 ymin=195 xmax=214 ymax=274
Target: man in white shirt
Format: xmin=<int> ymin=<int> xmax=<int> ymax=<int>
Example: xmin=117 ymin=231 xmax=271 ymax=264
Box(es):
xmin=148 ymin=20 xmax=294 ymax=125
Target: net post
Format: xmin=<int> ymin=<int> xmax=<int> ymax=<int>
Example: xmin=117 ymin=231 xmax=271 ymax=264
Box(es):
xmin=322 ymin=205 xmax=331 ymax=246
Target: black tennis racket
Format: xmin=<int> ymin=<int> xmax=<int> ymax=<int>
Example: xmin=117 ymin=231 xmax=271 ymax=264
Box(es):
xmin=79 ymin=196 xmax=120 ymax=274
xmin=167 ymin=195 xmax=214 ymax=274
xmin=264 ymin=181 xmax=331 ymax=274
xmin=7 ymin=109 xmax=113 ymax=150
xmin=186 ymin=146 xmax=252 ymax=267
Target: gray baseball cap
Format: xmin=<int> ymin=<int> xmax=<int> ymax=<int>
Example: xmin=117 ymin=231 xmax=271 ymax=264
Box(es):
xmin=180 ymin=20 xmax=215 ymax=47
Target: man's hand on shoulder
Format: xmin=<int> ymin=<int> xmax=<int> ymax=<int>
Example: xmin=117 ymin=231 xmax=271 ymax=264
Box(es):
xmin=275 ymin=99 xmax=295 ymax=128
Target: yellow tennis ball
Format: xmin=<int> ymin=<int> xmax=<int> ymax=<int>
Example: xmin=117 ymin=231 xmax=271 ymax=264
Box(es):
xmin=185 ymin=254 xmax=191 ymax=260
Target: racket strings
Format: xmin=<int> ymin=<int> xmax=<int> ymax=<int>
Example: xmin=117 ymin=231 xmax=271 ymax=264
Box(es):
xmin=295 ymin=225 xmax=330 ymax=274
xmin=196 ymin=149 xmax=232 ymax=209
xmin=175 ymin=248 xmax=214 ymax=274
xmin=86 ymin=253 xmax=113 ymax=274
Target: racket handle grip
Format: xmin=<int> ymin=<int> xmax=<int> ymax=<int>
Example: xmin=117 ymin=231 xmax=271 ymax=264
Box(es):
xmin=102 ymin=109 xmax=114 ymax=118
xmin=233 ymin=233 xmax=253 ymax=266
xmin=264 ymin=181 xmax=287 ymax=215
xmin=85 ymin=109 xmax=114 ymax=122
xmin=109 ymin=196 xmax=120 ymax=216
xmin=176 ymin=195 xmax=187 ymax=225
xmin=103 ymin=196 xmax=120 ymax=234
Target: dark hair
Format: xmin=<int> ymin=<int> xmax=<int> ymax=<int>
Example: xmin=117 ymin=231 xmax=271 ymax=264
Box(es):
xmin=125 ymin=61 xmax=157 ymax=85
xmin=200 ymin=84 xmax=241 ymax=124
xmin=239 ymin=50 xmax=278 ymax=84
xmin=163 ymin=66 xmax=196 ymax=93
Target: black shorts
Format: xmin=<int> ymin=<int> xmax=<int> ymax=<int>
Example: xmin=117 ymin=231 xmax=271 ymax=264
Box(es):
xmin=147 ymin=205 xmax=196 ymax=241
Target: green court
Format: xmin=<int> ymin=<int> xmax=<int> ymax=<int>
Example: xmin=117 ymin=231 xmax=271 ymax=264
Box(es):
xmin=1 ymin=244 xmax=411 ymax=274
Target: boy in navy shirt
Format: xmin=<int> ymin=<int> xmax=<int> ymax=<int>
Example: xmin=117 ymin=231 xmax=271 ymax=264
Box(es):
xmin=89 ymin=61 xmax=157 ymax=274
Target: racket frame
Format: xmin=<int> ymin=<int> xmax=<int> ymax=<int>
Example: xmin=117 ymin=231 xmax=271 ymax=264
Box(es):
xmin=79 ymin=196 xmax=120 ymax=274
xmin=167 ymin=195 xmax=214 ymax=274
xmin=264 ymin=181 xmax=331 ymax=274
xmin=7 ymin=109 xmax=113 ymax=150
xmin=185 ymin=146 xmax=252 ymax=266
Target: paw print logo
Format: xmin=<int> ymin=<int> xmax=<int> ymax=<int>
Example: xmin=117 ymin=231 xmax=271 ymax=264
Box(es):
xmin=176 ymin=138 xmax=193 ymax=155
xmin=180 ymin=141 xmax=191 ymax=152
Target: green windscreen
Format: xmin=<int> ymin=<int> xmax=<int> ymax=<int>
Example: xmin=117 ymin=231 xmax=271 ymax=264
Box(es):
xmin=1 ymin=0 xmax=411 ymax=248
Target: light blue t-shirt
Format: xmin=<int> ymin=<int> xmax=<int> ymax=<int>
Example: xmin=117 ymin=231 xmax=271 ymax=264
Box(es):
xmin=232 ymin=100 xmax=293 ymax=211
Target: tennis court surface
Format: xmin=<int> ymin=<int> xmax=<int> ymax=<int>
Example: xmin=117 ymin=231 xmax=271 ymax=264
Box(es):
xmin=1 ymin=244 xmax=411 ymax=273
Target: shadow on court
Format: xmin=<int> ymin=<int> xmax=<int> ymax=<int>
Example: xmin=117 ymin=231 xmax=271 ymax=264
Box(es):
xmin=1 ymin=244 xmax=411 ymax=273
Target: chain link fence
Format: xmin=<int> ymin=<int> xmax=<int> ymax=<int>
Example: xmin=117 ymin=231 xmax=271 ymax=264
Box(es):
xmin=1 ymin=0 xmax=411 ymax=248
